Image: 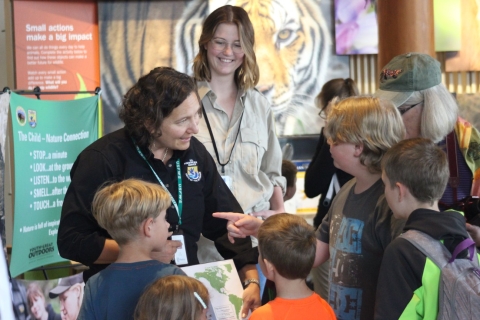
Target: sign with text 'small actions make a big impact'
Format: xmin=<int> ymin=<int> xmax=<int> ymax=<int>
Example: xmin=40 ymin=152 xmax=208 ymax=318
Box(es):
xmin=13 ymin=1 xmax=100 ymax=99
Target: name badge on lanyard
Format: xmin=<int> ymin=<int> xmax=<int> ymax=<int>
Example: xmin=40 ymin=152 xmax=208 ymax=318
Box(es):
xmin=133 ymin=139 xmax=187 ymax=265
xmin=171 ymin=229 xmax=188 ymax=265
xmin=221 ymin=175 xmax=233 ymax=190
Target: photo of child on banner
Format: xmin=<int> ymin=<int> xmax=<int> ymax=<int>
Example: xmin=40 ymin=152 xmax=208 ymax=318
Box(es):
xmin=9 ymin=273 xmax=84 ymax=320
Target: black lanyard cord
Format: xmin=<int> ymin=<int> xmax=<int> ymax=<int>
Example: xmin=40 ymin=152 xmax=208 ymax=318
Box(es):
xmin=202 ymin=103 xmax=244 ymax=174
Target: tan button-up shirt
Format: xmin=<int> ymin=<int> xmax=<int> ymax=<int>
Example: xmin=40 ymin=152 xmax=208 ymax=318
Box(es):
xmin=195 ymin=81 xmax=286 ymax=214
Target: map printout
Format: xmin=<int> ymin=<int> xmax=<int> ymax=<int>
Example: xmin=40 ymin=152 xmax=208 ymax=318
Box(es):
xmin=182 ymin=259 xmax=246 ymax=320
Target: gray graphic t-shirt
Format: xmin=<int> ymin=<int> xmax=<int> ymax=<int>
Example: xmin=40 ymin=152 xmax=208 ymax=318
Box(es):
xmin=317 ymin=178 xmax=405 ymax=320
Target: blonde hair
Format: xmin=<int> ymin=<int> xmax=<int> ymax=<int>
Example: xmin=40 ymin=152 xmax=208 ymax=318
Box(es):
xmin=61 ymin=283 xmax=84 ymax=318
xmin=92 ymin=179 xmax=171 ymax=245
xmin=258 ymin=213 xmax=316 ymax=280
xmin=325 ymin=96 xmax=406 ymax=173
xmin=402 ymin=84 xmax=458 ymax=143
xmin=135 ymin=275 xmax=209 ymax=320
xmin=192 ymin=5 xmax=259 ymax=90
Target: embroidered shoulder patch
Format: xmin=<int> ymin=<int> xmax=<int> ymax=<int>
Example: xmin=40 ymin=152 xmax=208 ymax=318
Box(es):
xmin=184 ymin=159 xmax=202 ymax=182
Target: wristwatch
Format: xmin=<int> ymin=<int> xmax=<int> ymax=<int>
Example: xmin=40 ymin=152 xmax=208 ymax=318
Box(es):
xmin=243 ymin=278 xmax=260 ymax=288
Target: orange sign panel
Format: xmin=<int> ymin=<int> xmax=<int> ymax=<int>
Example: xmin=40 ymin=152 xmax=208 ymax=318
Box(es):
xmin=13 ymin=1 xmax=100 ymax=99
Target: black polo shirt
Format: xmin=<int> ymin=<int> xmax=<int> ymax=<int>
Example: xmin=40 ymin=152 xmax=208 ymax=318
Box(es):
xmin=58 ymin=128 xmax=257 ymax=281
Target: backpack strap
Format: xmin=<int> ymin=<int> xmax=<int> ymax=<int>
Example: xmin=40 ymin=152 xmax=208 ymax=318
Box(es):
xmin=401 ymin=230 xmax=479 ymax=267
xmin=400 ymin=230 xmax=450 ymax=269
xmin=449 ymin=238 xmax=476 ymax=263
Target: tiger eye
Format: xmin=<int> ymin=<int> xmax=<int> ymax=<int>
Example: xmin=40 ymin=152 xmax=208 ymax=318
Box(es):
xmin=278 ymin=29 xmax=292 ymax=41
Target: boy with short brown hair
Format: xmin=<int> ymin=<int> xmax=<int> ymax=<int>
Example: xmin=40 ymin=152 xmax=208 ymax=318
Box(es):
xmin=250 ymin=213 xmax=335 ymax=320
xmin=375 ymin=138 xmax=478 ymax=319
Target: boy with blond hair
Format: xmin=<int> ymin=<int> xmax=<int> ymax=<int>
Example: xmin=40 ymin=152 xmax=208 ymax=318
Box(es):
xmin=78 ymin=179 xmax=185 ymax=320
xmin=214 ymin=97 xmax=407 ymax=319
xmin=314 ymin=96 xmax=406 ymax=320
xmin=250 ymin=213 xmax=335 ymax=320
xmin=375 ymin=138 xmax=479 ymax=319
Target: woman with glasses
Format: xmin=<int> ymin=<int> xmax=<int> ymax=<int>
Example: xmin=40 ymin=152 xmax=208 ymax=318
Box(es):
xmin=374 ymin=52 xmax=480 ymax=216
xmin=192 ymin=5 xmax=285 ymax=308
xmin=193 ymin=5 xmax=285 ymax=222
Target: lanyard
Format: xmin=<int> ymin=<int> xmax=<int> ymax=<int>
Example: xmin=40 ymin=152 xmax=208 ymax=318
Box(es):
xmin=133 ymin=141 xmax=183 ymax=225
xmin=203 ymin=95 xmax=244 ymax=174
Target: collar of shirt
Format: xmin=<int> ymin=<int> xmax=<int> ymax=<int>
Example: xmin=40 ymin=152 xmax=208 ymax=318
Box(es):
xmin=137 ymin=138 xmax=187 ymax=163
xmin=196 ymin=80 xmax=247 ymax=106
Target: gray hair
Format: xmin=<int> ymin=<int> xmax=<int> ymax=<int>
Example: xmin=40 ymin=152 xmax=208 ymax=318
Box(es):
xmin=403 ymin=84 xmax=458 ymax=143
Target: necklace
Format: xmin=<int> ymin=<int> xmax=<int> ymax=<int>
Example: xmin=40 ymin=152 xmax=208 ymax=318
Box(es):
xmin=162 ymin=147 xmax=169 ymax=162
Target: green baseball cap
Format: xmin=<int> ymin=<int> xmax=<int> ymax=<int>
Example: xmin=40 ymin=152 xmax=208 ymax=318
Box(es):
xmin=374 ymin=52 xmax=441 ymax=107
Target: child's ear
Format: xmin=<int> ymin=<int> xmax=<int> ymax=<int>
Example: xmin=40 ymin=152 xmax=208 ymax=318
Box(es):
xmin=263 ymin=258 xmax=276 ymax=278
xmin=354 ymin=143 xmax=364 ymax=157
xmin=143 ymin=218 xmax=155 ymax=237
xmin=396 ymin=182 xmax=408 ymax=202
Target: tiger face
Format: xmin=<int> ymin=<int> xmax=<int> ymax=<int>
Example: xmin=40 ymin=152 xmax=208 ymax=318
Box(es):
xmin=175 ymin=0 xmax=342 ymax=134
xmin=239 ymin=0 xmax=328 ymax=113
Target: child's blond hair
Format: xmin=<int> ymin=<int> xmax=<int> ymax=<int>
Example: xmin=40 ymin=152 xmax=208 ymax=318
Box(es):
xmin=92 ymin=179 xmax=171 ymax=245
xmin=325 ymin=96 xmax=405 ymax=173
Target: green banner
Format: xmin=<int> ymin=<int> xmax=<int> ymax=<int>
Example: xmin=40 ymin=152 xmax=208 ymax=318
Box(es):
xmin=9 ymin=92 xmax=98 ymax=277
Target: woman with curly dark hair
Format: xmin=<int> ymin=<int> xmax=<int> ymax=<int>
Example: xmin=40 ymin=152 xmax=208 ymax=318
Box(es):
xmin=58 ymin=67 xmax=259 ymax=314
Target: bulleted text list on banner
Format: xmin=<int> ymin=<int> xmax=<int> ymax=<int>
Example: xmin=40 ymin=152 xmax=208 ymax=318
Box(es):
xmin=9 ymin=93 xmax=98 ymax=277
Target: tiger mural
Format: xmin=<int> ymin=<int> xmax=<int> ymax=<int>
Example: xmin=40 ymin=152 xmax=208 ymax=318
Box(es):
xmin=176 ymin=0 xmax=348 ymax=134
xmin=98 ymin=1 xmax=188 ymax=134
xmin=98 ymin=0 xmax=348 ymax=135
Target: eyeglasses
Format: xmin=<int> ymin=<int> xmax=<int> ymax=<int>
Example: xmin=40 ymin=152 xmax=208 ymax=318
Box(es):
xmin=210 ymin=39 xmax=243 ymax=54
xmin=318 ymin=109 xmax=327 ymax=120
xmin=398 ymin=102 xmax=421 ymax=115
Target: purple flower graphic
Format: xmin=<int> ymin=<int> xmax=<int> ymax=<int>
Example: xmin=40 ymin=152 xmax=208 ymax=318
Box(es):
xmin=335 ymin=0 xmax=378 ymax=55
